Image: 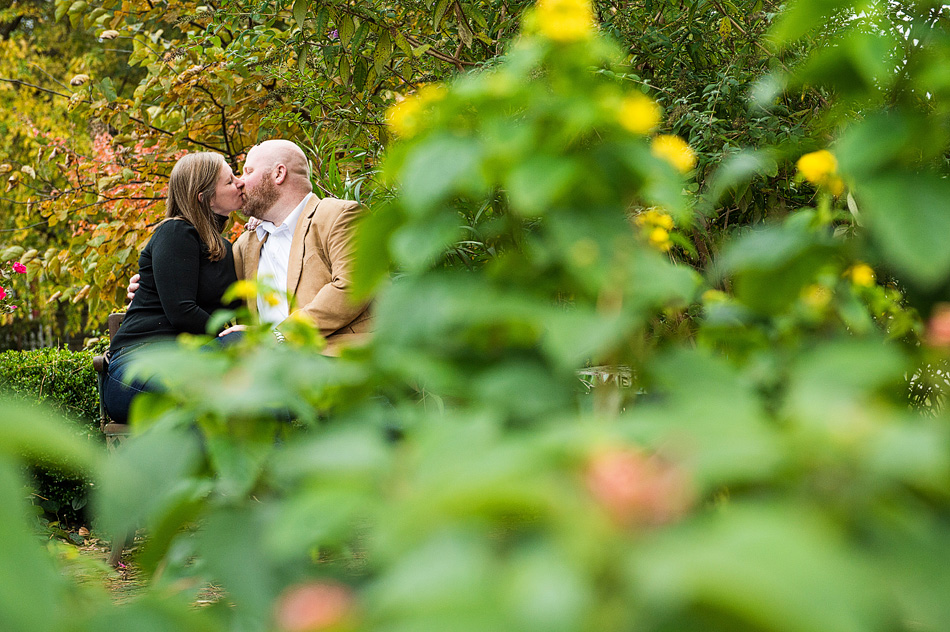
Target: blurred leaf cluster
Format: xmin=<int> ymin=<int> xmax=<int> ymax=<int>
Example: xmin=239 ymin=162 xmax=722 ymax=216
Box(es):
xmin=3 ymin=1 xmax=950 ymax=631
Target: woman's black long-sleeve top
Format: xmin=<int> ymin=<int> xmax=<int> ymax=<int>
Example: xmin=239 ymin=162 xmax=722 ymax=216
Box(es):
xmin=109 ymin=218 xmax=239 ymax=352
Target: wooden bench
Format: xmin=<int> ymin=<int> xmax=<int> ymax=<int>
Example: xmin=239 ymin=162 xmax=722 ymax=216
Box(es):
xmin=92 ymin=312 xmax=130 ymax=566
xmin=93 ymin=313 xmax=130 ymax=448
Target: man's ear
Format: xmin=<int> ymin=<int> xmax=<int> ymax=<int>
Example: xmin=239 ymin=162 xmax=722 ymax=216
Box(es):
xmin=273 ymin=164 xmax=288 ymax=185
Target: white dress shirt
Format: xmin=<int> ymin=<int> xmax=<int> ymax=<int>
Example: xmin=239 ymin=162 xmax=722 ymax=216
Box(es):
xmin=254 ymin=193 xmax=314 ymax=324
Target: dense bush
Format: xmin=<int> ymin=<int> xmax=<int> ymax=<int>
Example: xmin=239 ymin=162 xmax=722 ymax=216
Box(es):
xmin=0 ymin=347 xmax=102 ymax=526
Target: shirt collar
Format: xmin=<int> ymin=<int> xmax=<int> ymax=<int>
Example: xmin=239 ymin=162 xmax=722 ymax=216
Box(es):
xmin=255 ymin=193 xmax=314 ymax=241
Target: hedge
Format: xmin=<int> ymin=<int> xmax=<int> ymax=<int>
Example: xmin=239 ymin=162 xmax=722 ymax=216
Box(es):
xmin=0 ymin=347 xmax=104 ymax=526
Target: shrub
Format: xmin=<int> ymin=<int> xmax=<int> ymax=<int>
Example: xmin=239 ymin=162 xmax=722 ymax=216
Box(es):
xmin=0 ymin=347 xmax=102 ymax=525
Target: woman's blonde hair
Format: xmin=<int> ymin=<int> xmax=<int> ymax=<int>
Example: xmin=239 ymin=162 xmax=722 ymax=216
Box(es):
xmin=162 ymin=152 xmax=229 ymax=261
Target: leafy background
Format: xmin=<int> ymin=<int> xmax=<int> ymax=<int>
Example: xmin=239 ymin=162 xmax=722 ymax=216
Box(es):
xmin=2 ymin=1 xmax=950 ymax=631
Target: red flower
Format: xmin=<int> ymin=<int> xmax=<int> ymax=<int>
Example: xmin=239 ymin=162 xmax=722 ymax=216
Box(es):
xmin=0 ymin=286 xmax=6 ymax=301
xmin=12 ymin=262 xmax=26 ymax=274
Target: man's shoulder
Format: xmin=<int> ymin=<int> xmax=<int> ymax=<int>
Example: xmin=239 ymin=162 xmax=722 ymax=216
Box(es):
xmin=311 ymin=196 xmax=361 ymax=223
xmin=233 ymin=228 xmax=254 ymax=248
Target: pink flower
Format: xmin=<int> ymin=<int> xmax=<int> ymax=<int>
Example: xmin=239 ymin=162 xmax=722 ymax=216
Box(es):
xmin=274 ymin=581 xmax=356 ymax=632
xmin=12 ymin=262 xmax=26 ymax=274
xmin=926 ymin=303 xmax=950 ymax=348
xmin=0 ymin=286 xmax=6 ymax=300
xmin=585 ymin=447 xmax=694 ymax=528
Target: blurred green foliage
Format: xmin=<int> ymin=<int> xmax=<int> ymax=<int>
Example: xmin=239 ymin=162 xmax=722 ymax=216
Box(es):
xmin=3 ymin=1 xmax=950 ymax=631
xmin=0 ymin=347 xmax=100 ymax=525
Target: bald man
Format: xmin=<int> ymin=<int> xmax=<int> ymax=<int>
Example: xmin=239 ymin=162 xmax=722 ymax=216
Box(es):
xmin=224 ymin=140 xmax=372 ymax=353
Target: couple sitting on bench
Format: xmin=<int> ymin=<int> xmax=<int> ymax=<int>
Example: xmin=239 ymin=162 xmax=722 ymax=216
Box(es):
xmin=102 ymin=140 xmax=372 ymax=423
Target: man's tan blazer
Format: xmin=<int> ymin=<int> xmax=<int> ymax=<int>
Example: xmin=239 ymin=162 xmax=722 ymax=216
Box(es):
xmin=232 ymin=195 xmax=372 ymax=353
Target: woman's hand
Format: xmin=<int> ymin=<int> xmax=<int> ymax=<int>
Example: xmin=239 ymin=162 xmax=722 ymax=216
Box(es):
xmin=218 ymin=324 xmax=248 ymax=337
xmin=245 ymin=217 xmax=263 ymax=231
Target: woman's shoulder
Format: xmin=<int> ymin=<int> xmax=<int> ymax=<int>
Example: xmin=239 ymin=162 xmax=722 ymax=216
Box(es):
xmin=152 ymin=218 xmax=199 ymax=239
xmin=147 ymin=219 xmax=201 ymax=253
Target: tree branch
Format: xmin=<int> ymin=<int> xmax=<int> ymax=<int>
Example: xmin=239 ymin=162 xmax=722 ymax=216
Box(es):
xmin=0 ymin=77 xmax=229 ymax=152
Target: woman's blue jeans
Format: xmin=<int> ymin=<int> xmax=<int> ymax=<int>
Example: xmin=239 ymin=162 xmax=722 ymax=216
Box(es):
xmin=101 ymin=343 xmax=164 ymax=424
xmin=101 ymin=332 xmax=246 ymax=424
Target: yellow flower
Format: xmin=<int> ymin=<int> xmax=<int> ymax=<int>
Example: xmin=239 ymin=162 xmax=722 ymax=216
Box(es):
xmin=618 ymin=94 xmax=661 ymax=135
xmin=416 ymin=83 xmax=447 ymax=104
xmin=263 ymin=290 xmax=281 ymax=307
xmin=651 ymin=135 xmax=696 ymax=174
xmin=384 ymin=83 xmax=446 ymax=138
xmin=797 ymin=150 xmax=845 ymax=196
xmin=797 ymin=150 xmax=836 ymax=183
xmin=847 ymin=263 xmax=875 ymax=287
xmin=648 ymin=227 xmax=672 ymax=252
xmin=227 ymin=279 xmax=258 ymax=302
xmin=385 ymin=97 xmax=422 ymax=137
xmin=534 ymin=0 xmax=595 ymax=42
xmin=801 ymin=284 xmax=832 ymax=309
xmin=635 ymin=208 xmax=674 ymax=230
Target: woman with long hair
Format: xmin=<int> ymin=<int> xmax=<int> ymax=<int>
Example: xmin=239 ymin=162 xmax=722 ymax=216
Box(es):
xmin=102 ymin=152 xmax=244 ymax=423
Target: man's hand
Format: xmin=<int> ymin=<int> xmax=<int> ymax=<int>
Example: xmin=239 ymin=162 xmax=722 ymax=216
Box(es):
xmin=218 ymin=324 xmax=248 ymax=337
xmin=126 ymin=273 xmax=140 ymax=302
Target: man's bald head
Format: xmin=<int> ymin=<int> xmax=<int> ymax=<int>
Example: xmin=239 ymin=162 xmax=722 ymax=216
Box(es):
xmin=241 ymin=140 xmax=314 ymax=223
xmin=247 ymin=140 xmax=312 ymax=191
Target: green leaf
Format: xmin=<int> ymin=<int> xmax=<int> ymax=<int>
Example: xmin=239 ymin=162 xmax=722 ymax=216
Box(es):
xmin=457 ymin=13 xmax=474 ymax=49
xmin=95 ymin=422 xmax=203 ymax=536
xmin=399 ymin=135 xmax=484 ymax=214
xmin=291 ymin=0 xmax=308 ymax=29
xmin=432 ymin=0 xmax=452 ymax=30
xmin=633 ymin=503 xmax=884 ymax=632
xmin=717 ymin=220 xmax=838 ymax=315
xmin=353 ymin=57 xmax=368 ymax=91
xmin=768 ymin=0 xmax=853 ymax=46
xmin=374 ymin=27 xmax=393 ymax=76
xmin=784 ymin=338 xmax=907 ymax=422
xmin=197 ymin=507 xmax=279 ymax=621
xmin=338 ymin=13 xmax=355 ymax=47
xmin=205 ymin=429 xmax=273 ymax=497
xmin=393 ymin=31 xmax=413 ymax=56
xmin=859 ymin=172 xmax=950 ymax=289
xmin=97 ymin=77 xmax=117 ymax=102
xmin=352 ymin=201 xmax=403 ymax=299
xmin=796 ymin=31 xmax=897 ymax=98
xmin=0 ymin=460 xmax=67 ymax=632
xmin=704 ymin=149 xmax=778 ymax=206
xmin=314 ymin=6 xmax=328 ymax=36
xmin=54 ymin=0 xmax=69 ymax=22
xmin=0 ymin=399 xmax=97 ymax=471
xmin=391 ymin=211 xmax=461 ymax=270
xmin=504 ymin=155 xmax=578 ymax=217
xmin=297 ymin=45 xmax=307 ymax=74
xmin=351 ymin=21 xmax=370 ymax=51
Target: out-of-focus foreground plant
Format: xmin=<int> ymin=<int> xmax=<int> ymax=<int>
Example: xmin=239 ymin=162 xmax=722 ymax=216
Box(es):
xmin=3 ymin=1 xmax=950 ymax=631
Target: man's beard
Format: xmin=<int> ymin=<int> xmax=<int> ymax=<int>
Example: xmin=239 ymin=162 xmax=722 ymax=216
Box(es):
xmin=243 ymin=176 xmax=280 ymax=221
